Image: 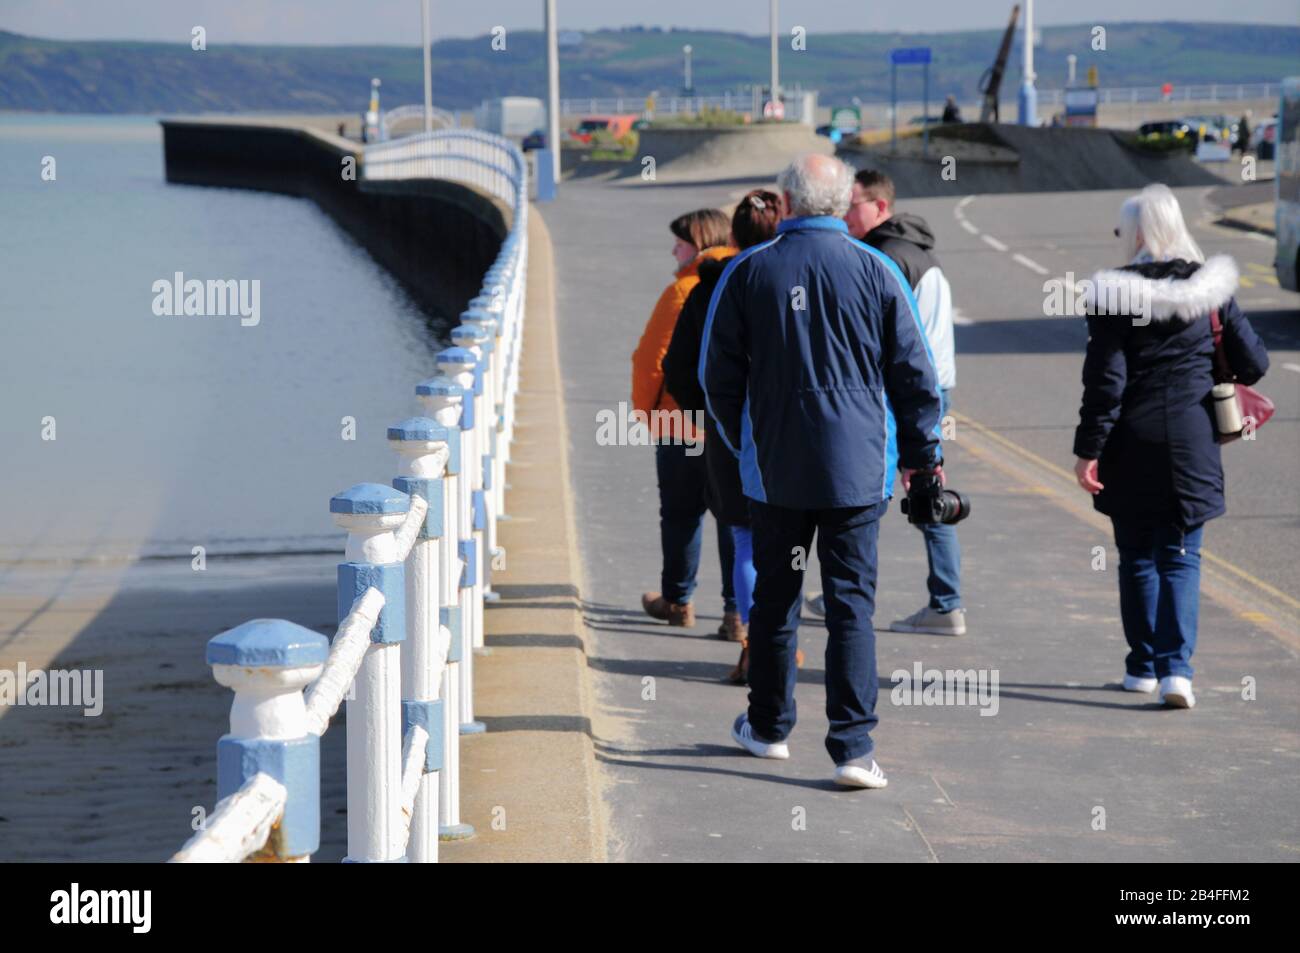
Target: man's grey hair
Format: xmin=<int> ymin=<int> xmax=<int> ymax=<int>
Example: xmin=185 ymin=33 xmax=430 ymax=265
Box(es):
xmin=778 ymin=154 xmax=854 ymax=218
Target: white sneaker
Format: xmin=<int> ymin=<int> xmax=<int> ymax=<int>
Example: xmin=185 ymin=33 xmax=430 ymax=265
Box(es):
xmin=1122 ymin=673 xmax=1158 ymax=693
xmin=730 ymin=713 xmax=790 ymax=760
xmin=804 ymin=593 xmax=826 ymax=618
xmin=1159 ymin=676 xmax=1196 ymax=709
xmin=834 ymin=757 xmax=889 ymax=789
xmin=890 ymin=606 xmax=967 ymax=636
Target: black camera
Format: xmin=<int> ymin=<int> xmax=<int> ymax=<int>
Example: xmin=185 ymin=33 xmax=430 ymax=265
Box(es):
xmin=900 ymin=469 xmax=971 ymax=525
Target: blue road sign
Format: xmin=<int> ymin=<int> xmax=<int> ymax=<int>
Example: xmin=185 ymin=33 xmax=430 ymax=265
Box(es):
xmin=891 ymin=46 xmax=932 ymax=65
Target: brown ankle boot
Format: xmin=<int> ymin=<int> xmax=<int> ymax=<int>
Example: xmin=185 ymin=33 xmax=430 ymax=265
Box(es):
xmin=717 ymin=611 xmax=746 ymax=642
xmin=641 ymin=592 xmax=695 ymax=627
xmin=726 ymin=639 xmax=749 ymax=684
xmin=725 ymin=641 xmax=803 ymax=684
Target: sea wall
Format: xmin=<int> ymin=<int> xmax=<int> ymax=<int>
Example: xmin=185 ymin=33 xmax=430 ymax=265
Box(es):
xmin=159 ymin=119 xmax=507 ymax=332
xmin=840 ymin=123 xmax=1225 ymax=198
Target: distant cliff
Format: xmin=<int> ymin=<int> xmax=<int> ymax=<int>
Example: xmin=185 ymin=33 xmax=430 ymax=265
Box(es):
xmin=2 ymin=22 xmax=1297 ymax=113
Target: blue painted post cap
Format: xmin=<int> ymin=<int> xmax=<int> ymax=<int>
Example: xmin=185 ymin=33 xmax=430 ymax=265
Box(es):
xmin=207 ymin=619 xmax=329 ymax=668
xmin=387 ymin=416 xmax=451 ymax=443
xmin=416 ymin=378 xmax=466 ymax=399
xmin=461 ymin=308 xmax=498 ymax=329
xmin=330 ymin=482 xmax=411 ymax=515
xmin=450 ymin=325 xmax=488 ymax=345
xmin=435 ymin=346 xmax=478 ymax=367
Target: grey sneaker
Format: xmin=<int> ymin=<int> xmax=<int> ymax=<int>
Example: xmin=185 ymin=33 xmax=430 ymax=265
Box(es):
xmin=890 ymin=606 xmax=966 ymax=636
xmin=834 ymin=757 xmax=888 ymax=789
xmin=730 ymin=713 xmax=790 ymax=760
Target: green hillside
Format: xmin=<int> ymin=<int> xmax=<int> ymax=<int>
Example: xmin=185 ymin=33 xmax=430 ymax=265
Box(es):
xmin=0 ymin=22 xmax=1295 ymax=114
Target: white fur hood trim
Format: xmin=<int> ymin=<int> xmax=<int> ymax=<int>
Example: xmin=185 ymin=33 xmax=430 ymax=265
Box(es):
xmin=1084 ymin=254 xmax=1238 ymax=322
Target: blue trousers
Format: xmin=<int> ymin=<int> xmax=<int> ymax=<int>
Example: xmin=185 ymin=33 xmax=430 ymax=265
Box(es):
xmin=1112 ymin=518 xmax=1203 ymax=680
xmin=747 ymin=499 xmax=886 ymax=765
xmin=655 ymin=442 xmax=735 ymax=609
xmin=917 ymin=388 xmax=961 ymax=612
xmin=730 ymin=525 xmax=756 ymax=624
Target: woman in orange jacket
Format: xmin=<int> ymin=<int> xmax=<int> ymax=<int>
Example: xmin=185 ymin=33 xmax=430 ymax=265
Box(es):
xmin=633 ymin=208 xmax=735 ymax=630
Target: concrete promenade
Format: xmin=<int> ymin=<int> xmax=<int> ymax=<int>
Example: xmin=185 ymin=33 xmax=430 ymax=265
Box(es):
xmin=542 ymin=175 xmax=1300 ymax=862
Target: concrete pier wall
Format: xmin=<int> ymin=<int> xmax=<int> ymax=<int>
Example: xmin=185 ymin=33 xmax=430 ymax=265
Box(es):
xmin=160 ymin=119 xmax=507 ymax=333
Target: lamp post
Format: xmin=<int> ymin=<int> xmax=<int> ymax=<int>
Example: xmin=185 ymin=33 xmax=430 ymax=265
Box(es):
xmin=768 ymin=0 xmax=780 ymax=113
xmin=545 ymin=0 xmax=560 ymax=186
xmin=1018 ymin=0 xmax=1038 ymax=125
xmin=421 ymin=0 xmax=433 ymax=133
xmin=683 ymin=44 xmax=693 ymax=95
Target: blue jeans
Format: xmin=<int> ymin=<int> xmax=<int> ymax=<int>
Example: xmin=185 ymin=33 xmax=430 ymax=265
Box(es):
xmin=916 ymin=388 xmax=962 ymax=612
xmin=730 ymin=525 xmax=756 ymax=624
xmin=655 ymin=442 xmax=735 ymax=609
xmin=747 ymin=499 xmax=886 ymax=765
xmin=1112 ymin=519 xmax=1203 ymax=680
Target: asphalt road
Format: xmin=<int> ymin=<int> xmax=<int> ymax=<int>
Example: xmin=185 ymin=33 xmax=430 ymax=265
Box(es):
xmin=543 ymin=175 xmax=1300 ymax=862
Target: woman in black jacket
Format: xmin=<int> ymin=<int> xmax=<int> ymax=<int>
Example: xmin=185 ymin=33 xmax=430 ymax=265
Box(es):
xmin=1073 ymin=184 xmax=1269 ymax=710
xmin=663 ymin=189 xmax=785 ymax=683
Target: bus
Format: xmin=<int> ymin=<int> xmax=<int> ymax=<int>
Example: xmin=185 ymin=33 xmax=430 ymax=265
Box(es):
xmin=1276 ymin=77 xmax=1300 ymax=291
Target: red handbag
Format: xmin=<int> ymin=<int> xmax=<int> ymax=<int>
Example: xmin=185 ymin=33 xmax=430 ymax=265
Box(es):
xmin=1210 ymin=309 xmax=1274 ymax=444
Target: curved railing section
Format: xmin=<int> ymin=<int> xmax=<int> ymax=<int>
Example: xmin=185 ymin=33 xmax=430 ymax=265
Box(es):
xmin=171 ymin=128 xmax=529 ymax=863
xmin=381 ymin=104 xmax=458 ymax=139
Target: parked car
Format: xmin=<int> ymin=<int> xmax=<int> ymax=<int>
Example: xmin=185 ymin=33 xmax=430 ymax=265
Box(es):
xmin=1252 ymin=117 xmax=1278 ymax=159
xmin=521 ymin=128 xmax=546 ymax=151
xmin=1180 ymin=115 xmax=1231 ymax=143
xmin=1138 ymin=119 xmax=1194 ymax=139
xmin=569 ymin=115 xmax=637 ymax=145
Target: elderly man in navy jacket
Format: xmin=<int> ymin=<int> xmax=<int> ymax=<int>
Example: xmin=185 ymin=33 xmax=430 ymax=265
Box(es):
xmin=701 ymin=153 xmax=943 ymax=788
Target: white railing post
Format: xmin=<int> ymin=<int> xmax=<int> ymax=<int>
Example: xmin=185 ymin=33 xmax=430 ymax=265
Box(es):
xmin=389 ymin=418 xmax=452 ymax=863
xmin=461 ymin=306 xmax=505 ymax=590
xmin=205 ymin=619 xmax=329 ymax=862
xmin=449 ymin=325 xmax=493 ymax=658
xmin=331 ymin=482 xmax=412 ymax=863
xmin=415 ymin=374 xmax=475 ymax=840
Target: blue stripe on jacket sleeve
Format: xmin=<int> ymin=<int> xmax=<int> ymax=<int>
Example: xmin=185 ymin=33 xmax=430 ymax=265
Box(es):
xmin=699 ymin=236 xmax=781 ymax=458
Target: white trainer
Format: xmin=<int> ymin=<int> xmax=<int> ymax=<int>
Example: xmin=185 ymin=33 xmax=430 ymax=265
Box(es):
xmin=834 ymin=758 xmax=889 ymax=789
xmin=730 ymin=713 xmax=790 ymax=760
xmin=1159 ymin=676 xmax=1196 ymax=709
xmin=1122 ymin=673 xmax=1158 ymax=693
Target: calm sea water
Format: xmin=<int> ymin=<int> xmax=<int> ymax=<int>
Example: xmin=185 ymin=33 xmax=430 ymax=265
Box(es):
xmin=0 ymin=116 xmax=439 ymax=564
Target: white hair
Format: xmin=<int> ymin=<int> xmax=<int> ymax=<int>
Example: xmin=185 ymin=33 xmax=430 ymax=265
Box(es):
xmin=1117 ymin=183 xmax=1204 ymax=264
xmin=778 ymin=154 xmax=854 ymax=218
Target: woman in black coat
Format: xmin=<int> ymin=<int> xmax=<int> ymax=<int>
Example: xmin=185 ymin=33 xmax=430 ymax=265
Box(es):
xmin=1073 ymin=184 xmax=1269 ymax=710
xmin=662 ymin=189 xmax=784 ymax=682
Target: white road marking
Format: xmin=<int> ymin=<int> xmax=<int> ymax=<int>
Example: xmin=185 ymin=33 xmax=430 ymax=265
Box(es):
xmin=952 ymin=308 xmax=976 ymax=326
xmin=958 ymin=195 xmax=975 ymax=210
xmin=1012 ymin=253 xmax=1050 ymax=275
xmin=959 ymin=219 xmax=979 ymax=234
xmin=981 ymin=234 xmax=1008 ymax=252
xmin=1282 ymin=363 xmax=1300 ymax=375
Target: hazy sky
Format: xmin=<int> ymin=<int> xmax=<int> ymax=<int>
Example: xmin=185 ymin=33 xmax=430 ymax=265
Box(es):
xmin=3 ymin=0 xmax=1296 ymax=44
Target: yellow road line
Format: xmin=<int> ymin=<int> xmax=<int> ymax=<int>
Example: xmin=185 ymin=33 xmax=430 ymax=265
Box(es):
xmin=952 ymin=410 xmax=1300 ymax=618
